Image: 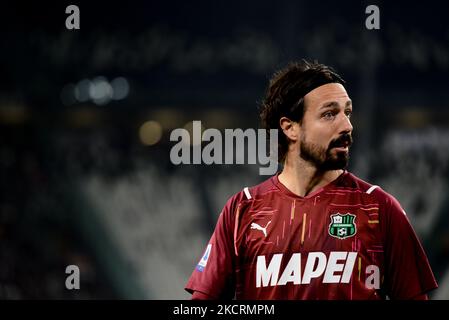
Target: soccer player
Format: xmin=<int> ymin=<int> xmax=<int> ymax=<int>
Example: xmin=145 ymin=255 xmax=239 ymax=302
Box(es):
xmin=185 ymin=60 xmax=438 ymax=300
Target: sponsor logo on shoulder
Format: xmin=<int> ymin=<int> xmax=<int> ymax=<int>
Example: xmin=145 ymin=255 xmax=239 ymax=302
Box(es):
xmin=196 ymin=244 xmax=212 ymax=272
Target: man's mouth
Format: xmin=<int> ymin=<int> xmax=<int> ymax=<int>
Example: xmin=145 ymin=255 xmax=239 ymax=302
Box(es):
xmin=330 ymin=136 xmax=352 ymax=151
xmin=333 ymin=140 xmax=350 ymax=148
xmin=332 ymin=145 xmax=349 ymax=152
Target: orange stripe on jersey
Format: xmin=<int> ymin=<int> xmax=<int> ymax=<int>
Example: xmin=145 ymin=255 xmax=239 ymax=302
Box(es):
xmin=358 ymin=257 xmax=362 ymax=280
xmin=325 ymin=192 xmax=348 ymax=196
xmin=301 ymin=213 xmax=307 ymax=245
xmin=233 ymin=203 xmax=241 ymax=256
xmin=290 ymin=200 xmax=296 ymax=221
xmin=360 ymin=207 xmax=379 ymax=211
xmin=368 ymin=220 xmax=380 ymax=224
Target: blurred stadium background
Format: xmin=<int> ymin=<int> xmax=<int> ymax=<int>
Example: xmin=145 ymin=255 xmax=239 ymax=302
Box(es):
xmin=1 ymin=0 xmax=449 ymax=299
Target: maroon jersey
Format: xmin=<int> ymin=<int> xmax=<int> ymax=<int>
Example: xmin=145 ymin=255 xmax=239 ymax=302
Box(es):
xmin=185 ymin=171 xmax=438 ymax=299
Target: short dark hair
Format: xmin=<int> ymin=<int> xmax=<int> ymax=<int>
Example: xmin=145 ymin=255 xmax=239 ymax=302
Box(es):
xmin=259 ymin=60 xmax=345 ymax=163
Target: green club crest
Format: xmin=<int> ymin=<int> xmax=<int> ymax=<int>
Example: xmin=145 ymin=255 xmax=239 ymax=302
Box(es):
xmin=328 ymin=213 xmax=357 ymax=239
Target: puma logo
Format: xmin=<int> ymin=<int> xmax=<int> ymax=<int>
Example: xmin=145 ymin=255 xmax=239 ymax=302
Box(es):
xmin=251 ymin=221 xmax=272 ymax=237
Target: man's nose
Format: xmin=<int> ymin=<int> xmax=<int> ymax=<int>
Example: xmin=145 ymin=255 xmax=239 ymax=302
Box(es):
xmin=339 ymin=113 xmax=353 ymax=134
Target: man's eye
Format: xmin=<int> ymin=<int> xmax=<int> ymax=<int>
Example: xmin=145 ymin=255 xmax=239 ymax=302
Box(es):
xmin=345 ymin=111 xmax=352 ymax=118
xmin=323 ymin=112 xmax=334 ymax=119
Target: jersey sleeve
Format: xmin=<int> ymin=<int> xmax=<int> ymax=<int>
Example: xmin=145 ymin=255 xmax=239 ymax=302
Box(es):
xmin=378 ymin=190 xmax=438 ymax=299
xmin=184 ymin=193 xmax=242 ymax=299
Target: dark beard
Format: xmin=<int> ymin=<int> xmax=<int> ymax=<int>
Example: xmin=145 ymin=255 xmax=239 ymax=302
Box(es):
xmin=299 ymin=133 xmax=352 ymax=170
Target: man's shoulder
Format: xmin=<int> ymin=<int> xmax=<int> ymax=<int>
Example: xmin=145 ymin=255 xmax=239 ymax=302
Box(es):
xmin=225 ymin=176 xmax=278 ymax=205
xmin=218 ymin=176 xmax=277 ymax=221
xmin=343 ymin=171 xmax=401 ymax=209
xmin=336 ymin=171 xmax=373 ymax=191
xmin=246 ymin=175 xmax=279 ymax=199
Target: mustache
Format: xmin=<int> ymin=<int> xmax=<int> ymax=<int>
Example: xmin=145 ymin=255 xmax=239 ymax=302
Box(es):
xmin=329 ymin=133 xmax=353 ymax=149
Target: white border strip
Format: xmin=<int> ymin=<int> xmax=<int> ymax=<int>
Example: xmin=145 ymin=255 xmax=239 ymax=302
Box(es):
xmin=366 ymin=185 xmax=379 ymax=194
xmin=243 ymin=187 xmax=252 ymax=200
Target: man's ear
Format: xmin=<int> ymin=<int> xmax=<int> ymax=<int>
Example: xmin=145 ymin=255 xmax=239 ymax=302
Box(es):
xmin=279 ymin=117 xmax=298 ymax=142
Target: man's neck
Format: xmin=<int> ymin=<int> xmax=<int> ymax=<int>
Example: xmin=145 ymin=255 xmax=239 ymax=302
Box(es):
xmin=278 ymin=157 xmax=343 ymax=197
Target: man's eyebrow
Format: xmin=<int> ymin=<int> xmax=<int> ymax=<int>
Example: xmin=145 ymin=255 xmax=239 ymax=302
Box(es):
xmin=320 ymin=100 xmax=352 ymax=110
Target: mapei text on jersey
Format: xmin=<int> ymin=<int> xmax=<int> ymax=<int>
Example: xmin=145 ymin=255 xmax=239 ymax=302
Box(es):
xmin=257 ymin=251 xmax=380 ymax=289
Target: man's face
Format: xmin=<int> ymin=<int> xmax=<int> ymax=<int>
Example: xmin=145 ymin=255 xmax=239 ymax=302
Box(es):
xmin=298 ymin=83 xmax=353 ymax=170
